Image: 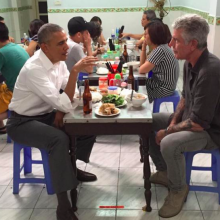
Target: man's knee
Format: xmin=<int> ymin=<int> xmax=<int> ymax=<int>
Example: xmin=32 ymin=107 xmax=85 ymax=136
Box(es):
xmin=160 ymin=134 xmax=181 ymax=159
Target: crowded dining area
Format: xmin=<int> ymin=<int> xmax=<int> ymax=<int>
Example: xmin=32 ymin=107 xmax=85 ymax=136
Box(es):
xmin=1 ymin=0 xmax=220 ymax=219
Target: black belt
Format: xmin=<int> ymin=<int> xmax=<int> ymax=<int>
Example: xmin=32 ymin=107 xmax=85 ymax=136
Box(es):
xmin=10 ymin=111 xmax=51 ymax=118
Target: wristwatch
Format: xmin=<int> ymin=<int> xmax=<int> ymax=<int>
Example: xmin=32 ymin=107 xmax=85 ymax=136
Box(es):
xmin=164 ymin=126 xmax=170 ymax=135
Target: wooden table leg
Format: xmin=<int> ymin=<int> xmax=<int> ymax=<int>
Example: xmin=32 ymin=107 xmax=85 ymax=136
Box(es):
xmin=141 ymin=135 xmax=152 ymax=212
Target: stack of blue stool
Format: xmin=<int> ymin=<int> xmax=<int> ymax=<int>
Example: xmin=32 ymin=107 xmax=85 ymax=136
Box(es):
xmin=13 ymin=142 xmax=54 ymax=195
xmin=185 ymin=149 xmax=220 ymax=204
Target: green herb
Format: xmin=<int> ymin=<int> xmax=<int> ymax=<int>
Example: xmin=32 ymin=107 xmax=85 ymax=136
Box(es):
xmin=102 ymin=94 xmax=124 ymax=106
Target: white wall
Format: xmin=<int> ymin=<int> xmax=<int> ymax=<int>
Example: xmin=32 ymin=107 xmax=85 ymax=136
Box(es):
xmin=180 ymin=0 xmax=210 ymax=12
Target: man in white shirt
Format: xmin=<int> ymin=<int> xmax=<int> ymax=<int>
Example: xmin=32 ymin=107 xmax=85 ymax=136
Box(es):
xmin=7 ymin=24 xmax=98 ymax=220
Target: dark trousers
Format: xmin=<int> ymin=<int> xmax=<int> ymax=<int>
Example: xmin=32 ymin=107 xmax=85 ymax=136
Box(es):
xmin=6 ymin=111 xmax=96 ymax=193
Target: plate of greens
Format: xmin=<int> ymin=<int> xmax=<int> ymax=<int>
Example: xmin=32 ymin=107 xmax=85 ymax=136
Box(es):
xmin=101 ymin=94 xmax=126 ymax=107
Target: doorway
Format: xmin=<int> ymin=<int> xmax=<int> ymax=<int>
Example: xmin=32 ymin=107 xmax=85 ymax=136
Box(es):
xmin=35 ymin=0 xmax=48 ymax=23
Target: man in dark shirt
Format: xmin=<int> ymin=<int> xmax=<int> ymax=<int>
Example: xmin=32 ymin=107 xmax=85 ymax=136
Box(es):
xmin=149 ymin=14 xmax=220 ymax=218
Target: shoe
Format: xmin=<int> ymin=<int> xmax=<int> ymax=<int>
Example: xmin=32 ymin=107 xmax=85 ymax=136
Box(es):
xmin=77 ymin=168 xmax=97 ymax=182
xmin=150 ymin=171 xmax=169 ymax=187
xmin=159 ymin=185 xmax=189 ymax=218
xmin=56 ymin=207 xmax=78 ymax=220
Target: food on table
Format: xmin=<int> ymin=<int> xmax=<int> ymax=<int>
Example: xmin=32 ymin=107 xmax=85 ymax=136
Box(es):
xmin=102 ymin=94 xmax=124 ymax=106
xmin=99 ymin=103 xmax=119 ymax=115
xmin=134 ymin=94 xmax=145 ymax=99
xmin=89 ymin=86 xmax=97 ymax=92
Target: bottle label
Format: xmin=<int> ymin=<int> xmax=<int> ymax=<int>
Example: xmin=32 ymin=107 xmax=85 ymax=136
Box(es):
xmin=89 ymin=101 xmax=92 ymax=110
xmin=128 ymin=83 xmax=132 ymax=90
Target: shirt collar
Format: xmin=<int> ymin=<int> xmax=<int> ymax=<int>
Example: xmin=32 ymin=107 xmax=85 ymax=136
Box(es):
xmin=38 ymin=49 xmax=60 ymax=71
xmin=188 ymin=48 xmax=209 ymax=74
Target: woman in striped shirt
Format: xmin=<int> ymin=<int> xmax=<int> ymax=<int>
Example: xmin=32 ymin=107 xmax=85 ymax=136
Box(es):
xmin=139 ymin=20 xmax=179 ymax=103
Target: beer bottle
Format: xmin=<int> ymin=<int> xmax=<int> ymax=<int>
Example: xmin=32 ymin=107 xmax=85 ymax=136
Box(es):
xmin=83 ymin=76 xmax=92 ymax=114
xmin=127 ymin=65 xmax=135 ymax=90
xmin=123 ymin=44 xmax=128 ymax=63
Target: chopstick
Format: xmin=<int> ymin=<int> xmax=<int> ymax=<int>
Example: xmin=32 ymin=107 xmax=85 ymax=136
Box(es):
xmin=105 ymin=62 xmax=114 ymax=73
xmin=130 ymin=90 xmax=134 ymax=101
xmin=108 ymin=62 xmax=115 ymax=73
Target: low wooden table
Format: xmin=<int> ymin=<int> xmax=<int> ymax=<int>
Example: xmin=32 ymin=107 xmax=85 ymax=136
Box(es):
xmin=64 ymin=88 xmax=153 ymax=212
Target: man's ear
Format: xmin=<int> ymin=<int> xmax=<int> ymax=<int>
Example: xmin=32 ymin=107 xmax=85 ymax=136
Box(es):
xmin=191 ymin=39 xmax=198 ymax=51
xmin=40 ymin=43 xmax=49 ymax=54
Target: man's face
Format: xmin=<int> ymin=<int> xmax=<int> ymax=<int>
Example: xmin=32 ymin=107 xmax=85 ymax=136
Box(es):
xmin=42 ymin=30 xmax=69 ymax=63
xmin=169 ymin=29 xmax=192 ymax=60
xmin=0 ymin=20 xmax=5 ymax=23
xmin=141 ymin=14 xmax=149 ymax=27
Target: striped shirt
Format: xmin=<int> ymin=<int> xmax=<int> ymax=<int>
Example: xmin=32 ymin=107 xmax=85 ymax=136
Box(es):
xmin=31 ymin=35 xmax=40 ymax=51
xmin=146 ymin=44 xmax=179 ymax=103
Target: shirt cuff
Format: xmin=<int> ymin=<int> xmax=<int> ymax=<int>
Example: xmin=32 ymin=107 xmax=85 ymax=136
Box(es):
xmin=59 ymin=92 xmax=74 ymax=113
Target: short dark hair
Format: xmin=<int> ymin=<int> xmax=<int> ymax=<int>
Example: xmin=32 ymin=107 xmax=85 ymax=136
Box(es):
xmin=29 ymin=19 xmax=44 ymax=37
xmin=0 ymin=22 xmax=9 ymax=42
xmin=145 ymin=20 xmax=170 ymax=45
xmin=90 ymin=16 xmax=102 ymax=25
xmin=0 ymin=16 xmax=4 ymax=22
xmin=143 ymin=10 xmax=156 ymax=21
xmin=38 ymin=23 xmax=63 ymax=44
xmin=87 ymin=22 xmax=102 ymax=42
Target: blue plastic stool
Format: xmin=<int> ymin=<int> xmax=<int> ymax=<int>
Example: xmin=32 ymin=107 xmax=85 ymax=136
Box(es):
xmin=185 ymin=149 xmax=220 ymax=204
xmin=13 ymin=142 xmax=54 ymax=195
xmin=7 ymin=110 xmax=12 ymax=143
xmin=153 ymin=90 xmax=180 ymax=113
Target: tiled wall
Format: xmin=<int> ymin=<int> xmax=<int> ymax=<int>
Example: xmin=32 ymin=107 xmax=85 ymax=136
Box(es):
xmin=0 ymin=0 xmax=35 ymax=43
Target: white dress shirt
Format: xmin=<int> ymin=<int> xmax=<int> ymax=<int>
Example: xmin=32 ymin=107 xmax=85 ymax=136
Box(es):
xmin=9 ymin=49 xmax=76 ymax=116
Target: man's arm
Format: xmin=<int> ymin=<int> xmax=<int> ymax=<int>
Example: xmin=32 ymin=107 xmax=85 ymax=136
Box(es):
xmin=121 ymin=33 xmax=143 ymax=40
xmin=169 ymin=97 xmax=185 ymax=126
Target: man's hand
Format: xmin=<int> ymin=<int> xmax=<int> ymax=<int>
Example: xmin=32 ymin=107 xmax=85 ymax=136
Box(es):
xmin=156 ymin=129 xmax=167 ymax=145
xmin=82 ymin=31 xmax=92 ymax=49
xmin=9 ymin=36 xmax=15 ymax=43
xmin=72 ymin=56 xmax=98 ymax=73
xmin=121 ymin=33 xmax=130 ymax=38
xmin=54 ymin=111 xmax=65 ymax=128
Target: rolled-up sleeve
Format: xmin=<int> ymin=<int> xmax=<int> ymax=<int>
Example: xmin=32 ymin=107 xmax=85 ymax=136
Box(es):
xmin=190 ymin=73 xmax=220 ymax=129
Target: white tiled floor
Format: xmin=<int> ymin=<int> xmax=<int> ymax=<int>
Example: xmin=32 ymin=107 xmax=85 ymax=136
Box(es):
xmin=0 ymin=73 xmax=220 ymax=219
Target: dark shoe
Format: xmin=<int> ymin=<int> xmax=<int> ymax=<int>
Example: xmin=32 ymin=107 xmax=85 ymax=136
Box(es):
xmin=56 ymin=207 xmax=78 ymax=220
xmin=77 ymin=168 xmax=97 ymax=182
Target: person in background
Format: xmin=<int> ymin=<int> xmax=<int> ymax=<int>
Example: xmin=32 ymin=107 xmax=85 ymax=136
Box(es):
xmin=0 ymin=16 xmax=15 ymax=43
xmin=7 ymin=23 xmax=98 ymax=220
xmin=149 ymin=14 xmax=220 ymax=218
xmin=87 ymin=21 xmax=104 ymax=55
xmin=66 ymin=16 xmax=95 ymax=73
xmin=121 ymin=10 xmax=156 ymax=47
xmin=90 ymin=16 xmax=106 ymax=45
xmin=0 ymin=22 xmax=29 ymax=134
xmin=139 ymin=20 xmax=179 ymax=103
xmin=26 ymin=19 xmax=44 ymax=57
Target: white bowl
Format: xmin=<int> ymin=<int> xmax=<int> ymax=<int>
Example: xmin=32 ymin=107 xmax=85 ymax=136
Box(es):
xmin=126 ymin=40 xmax=136 ymax=45
xmin=95 ymin=61 xmax=114 ymax=68
xmin=126 ymin=61 xmax=140 ymax=70
xmin=126 ymin=93 xmax=147 ymax=107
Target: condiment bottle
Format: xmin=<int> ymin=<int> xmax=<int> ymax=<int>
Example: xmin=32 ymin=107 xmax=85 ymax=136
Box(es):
xmin=83 ymin=76 xmax=92 ymax=114
xmin=99 ymin=77 xmax=108 ymax=90
xmin=127 ymin=65 xmax=135 ymax=90
xmin=123 ymin=45 xmax=128 ymax=63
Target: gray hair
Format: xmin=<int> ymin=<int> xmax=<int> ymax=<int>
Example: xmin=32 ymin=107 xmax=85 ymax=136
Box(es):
xmin=38 ymin=23 xmax=63 ymax=44
xmin=172 ymin=14 xmax=209 ymax=49
xmin=144 ymin=10 xmax=156 ymax=21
